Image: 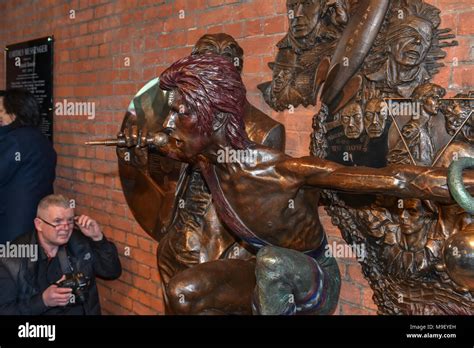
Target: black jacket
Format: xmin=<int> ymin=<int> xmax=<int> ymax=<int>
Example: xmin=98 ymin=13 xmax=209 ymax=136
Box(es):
xmin=0 ymin=229 xmax=122 ymax=315
xmin=0 ymin=124 xmax=57 ymax=243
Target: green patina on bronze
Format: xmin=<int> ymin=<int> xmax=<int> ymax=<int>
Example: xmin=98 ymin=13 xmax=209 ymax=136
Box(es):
xmin=448 ymin=157 xmax=474 ymax=213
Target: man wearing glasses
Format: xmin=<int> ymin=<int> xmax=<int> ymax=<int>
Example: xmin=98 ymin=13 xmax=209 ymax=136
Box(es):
xmin=0 ymin=195 xmax=122 ymax=315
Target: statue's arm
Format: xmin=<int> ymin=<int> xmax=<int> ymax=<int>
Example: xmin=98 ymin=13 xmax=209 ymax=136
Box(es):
xmin=282 ymin=156 xmax=474 ymax=204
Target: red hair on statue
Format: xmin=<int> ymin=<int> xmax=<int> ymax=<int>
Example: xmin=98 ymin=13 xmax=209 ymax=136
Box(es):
xmin=159 ymin=53 xmax=251 ymax=150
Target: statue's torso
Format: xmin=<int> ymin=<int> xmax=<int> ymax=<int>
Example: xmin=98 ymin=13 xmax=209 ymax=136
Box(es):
xmin=213 ymin=147 xmax=324 ymax=251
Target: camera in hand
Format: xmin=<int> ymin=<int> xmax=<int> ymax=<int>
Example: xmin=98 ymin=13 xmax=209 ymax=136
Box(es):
xmin=57 ymin=273 xmax=90 ymax=303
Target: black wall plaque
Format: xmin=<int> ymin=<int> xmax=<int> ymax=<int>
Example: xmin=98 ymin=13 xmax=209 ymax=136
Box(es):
xmin=5 ymin=36 xmax=54 ymax=141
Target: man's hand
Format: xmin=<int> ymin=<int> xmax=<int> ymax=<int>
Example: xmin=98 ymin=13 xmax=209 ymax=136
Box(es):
xmin=42 ymin=277 xmax=73 ymax=307
xmin=75 ymin=215 xmax=103 ymax=241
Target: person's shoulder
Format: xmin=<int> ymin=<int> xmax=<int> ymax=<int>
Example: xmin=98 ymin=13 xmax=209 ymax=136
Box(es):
xmin=14 ymin=127 xmax=56 ymax=155
xmin=0 ymin=126 xmax=21 ymax=151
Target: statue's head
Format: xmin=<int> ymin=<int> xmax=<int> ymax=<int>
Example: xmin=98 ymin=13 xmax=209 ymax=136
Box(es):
xmin=287 ymin=0 xmax=323 ymax=40
xmin=340 ymin=102 xmax=363 ymax=139
xmin=364 ymin=98 xmax=388 ymax=138
xmin=442 ymin=92 xmax=474 ymax=143
xmin=269 ymin=50 xmax=301 ymax=95
xmin=271 ymin=65 xmax=292 ymax=95
xmin=412 ymin=83 xmax=445 ymax=116
xmin=387 ymin=16 xmax=433 ymax=67
xmin=395 ymin=198 xmax=435 ymax=236
xmin=159 ymin=54 xmax=249 ymax=161
xmin=192 ymin=33 xmax=244 ymax=74
xmin=286 ymin=0 xmax=349 ymax=42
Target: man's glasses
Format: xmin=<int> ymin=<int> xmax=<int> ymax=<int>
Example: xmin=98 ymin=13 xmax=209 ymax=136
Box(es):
xmin=37 ymin=217 xmax=75 ymax=230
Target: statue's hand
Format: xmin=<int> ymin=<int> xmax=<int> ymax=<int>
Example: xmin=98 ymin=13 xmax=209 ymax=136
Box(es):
xmin=116 ymin=113 xmax=148 ymax=167
xmin=119 ymin=113 xmax=141 ymax=148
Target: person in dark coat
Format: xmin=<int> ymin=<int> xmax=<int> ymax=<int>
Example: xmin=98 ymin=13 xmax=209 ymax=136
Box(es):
xmin=0 ymin=88 xmax=57 ymax=243
xmin=0 ymin=194 xmax=122 ymax=315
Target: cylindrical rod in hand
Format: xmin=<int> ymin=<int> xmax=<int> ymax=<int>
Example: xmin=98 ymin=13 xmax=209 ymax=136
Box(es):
xmin=85 ymin=138 xmax=126 ymax=146
xmin=85 ymin=132 xmax=169 ymax=148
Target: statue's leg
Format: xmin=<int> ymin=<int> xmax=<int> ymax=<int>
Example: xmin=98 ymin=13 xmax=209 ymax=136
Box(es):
xmin=157 ymin=233 xmax=195 ymax=313
xmin=253 ymin=246 xmax=340 ymax=315
xmin=157 ymin=234 xmax=187 ymax=285
xmin=166 ymin=258 xmax=256 ymax=315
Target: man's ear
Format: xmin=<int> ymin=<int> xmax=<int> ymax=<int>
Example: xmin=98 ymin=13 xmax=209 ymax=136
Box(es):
xmin=34 ymin=217 xmax=42 ymax=232
xmin=213 ymin=112 xmax=229 ymax=132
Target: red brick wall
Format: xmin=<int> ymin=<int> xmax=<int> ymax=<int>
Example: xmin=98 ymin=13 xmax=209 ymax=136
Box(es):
xmin=0 ymin=0 xmax=472 ymax=315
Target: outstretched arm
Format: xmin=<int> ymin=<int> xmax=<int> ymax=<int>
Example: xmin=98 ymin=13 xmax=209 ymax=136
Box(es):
xmin=281 ymin=156 xmax=474 ymax=204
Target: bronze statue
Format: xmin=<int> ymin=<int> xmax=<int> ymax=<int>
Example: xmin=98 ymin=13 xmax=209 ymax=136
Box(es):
xmin=388 ymin=83 xmax=446 ymax=166
xmin=114 ymin=34 xmax=285 ymax=243
xmin=445 ymin=157 xmax=474 ymax=293
xmin=340 ymin=102 xmax=364 ymax=139
xmin=306 ymin=0 xmax=473 ymax=315
xmin=443 ymin=223 xmax=474 ymax=293
xmin=84 ymin=0 xmax=474 ymax=316
xmin=157 ymin=34 xmax=285 ymax=314
xmin=108 ymin=34 xmax=285 ymax=314
xmin=258 ymin=0 xmax=353 ymax=110
xmin=259 ymin=0 xmax=396 ymax=111
xmin=261 ymin=51 xmax=304 ymax=111
xmin=140 ymin=53 xmax=473 ymax=315
xmin=116 ymin=83 xmax=181 ymax=239
xmin=383 ymin=198 xmax=439 ymax=277
xmin=367 ymin=13 xmax=434 ymax=97
xmin=442 ymin=92 xmax=474 ymax=144
xmin=364 ymin=0 xmax=457 ymax=99
xmin=364 ymin=98 xmax=388 ymax=139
